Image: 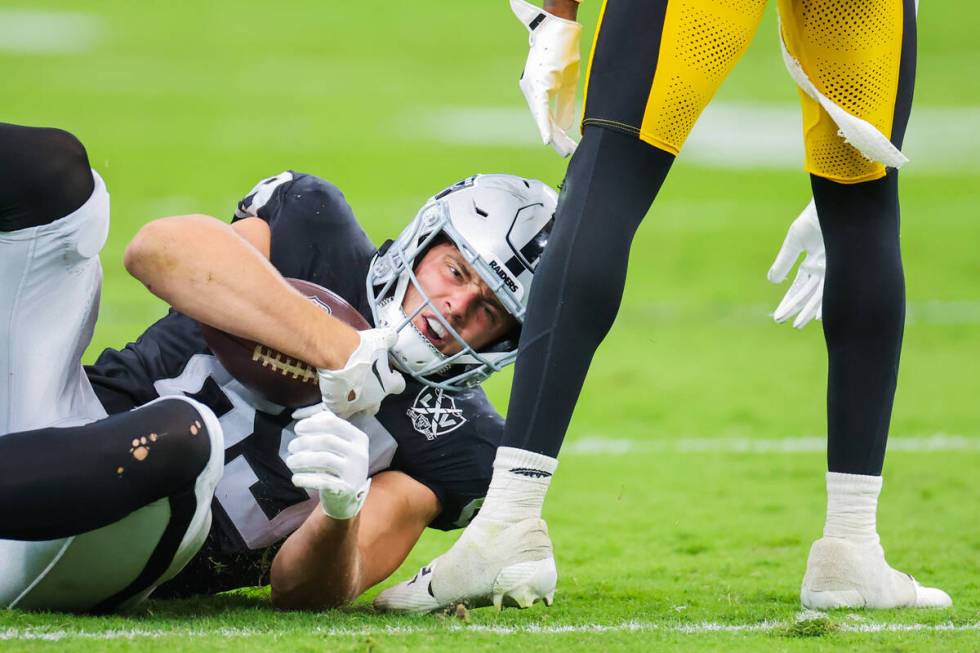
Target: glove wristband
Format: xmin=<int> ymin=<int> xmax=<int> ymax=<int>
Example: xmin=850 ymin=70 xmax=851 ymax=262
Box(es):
xmin=320 ymin=477 xmax=372 ymax=521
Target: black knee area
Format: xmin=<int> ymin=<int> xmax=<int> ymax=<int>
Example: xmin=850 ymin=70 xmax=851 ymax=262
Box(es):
xmin=534 ymin=127 xmax=674 ymax=347
xmin=0 ymin=398 xmax=213 ymax=541
xmin=813 ymin=171 xmax=905 ymax=475
xmin=0 ymin=123 xmax=95 ymax=231
xmin=816 ymin=174 xmax=905 ymax=347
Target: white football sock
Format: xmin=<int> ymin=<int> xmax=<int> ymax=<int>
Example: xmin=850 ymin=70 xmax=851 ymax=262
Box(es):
xmin=478 ymin=447 xmax=558 ymax=522
xmin=823 ymin=471 xmax=882 ymax=546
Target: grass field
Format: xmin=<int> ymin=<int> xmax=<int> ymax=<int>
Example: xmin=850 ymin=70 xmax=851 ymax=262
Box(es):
xmin=2 ymin=1 xmax=979 ymax=650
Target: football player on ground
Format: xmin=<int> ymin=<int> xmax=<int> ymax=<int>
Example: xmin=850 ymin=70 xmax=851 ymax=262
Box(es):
xmin=0 ymin=121 xmax=556 ymax=611
xmin=377 ymin=0 xmax=951 ymax=612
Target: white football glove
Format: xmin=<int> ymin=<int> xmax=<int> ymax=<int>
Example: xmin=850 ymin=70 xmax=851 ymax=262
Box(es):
xmin=511 ymin=0 xmax=582 ymax=157
xmin=286 ymin=406 xmax=371 ymax=520
xmin=768 ymin=199 xmax=826 ymax=329
xmin=317 ymin=328 xmax=406 ymax=419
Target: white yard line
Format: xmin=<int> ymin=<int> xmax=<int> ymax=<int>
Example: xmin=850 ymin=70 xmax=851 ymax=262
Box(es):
xmin=564 ymin=434 xmax=980 ymax=456
xmin=2 ymin=620 xmax=978 ymax=640
xmin=0 ymin=9 xmax=103 ymax=54
xmin=404 ymin=104 xmax=980 ymax=172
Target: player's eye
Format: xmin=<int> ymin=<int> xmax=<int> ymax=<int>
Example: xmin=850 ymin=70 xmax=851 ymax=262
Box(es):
xmin=448 ymin=262 xmax=463 ymax=280
xmin=483 ymin=303 xmax=498 ymax=325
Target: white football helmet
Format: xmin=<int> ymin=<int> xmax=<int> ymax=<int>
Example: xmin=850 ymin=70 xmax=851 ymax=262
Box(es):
xmin=366 ymin=174 xmax=557 ymax=391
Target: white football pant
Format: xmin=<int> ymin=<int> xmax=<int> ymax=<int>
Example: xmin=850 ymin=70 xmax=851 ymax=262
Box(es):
xmin=0 ymin=172 xmax=222 ymax=611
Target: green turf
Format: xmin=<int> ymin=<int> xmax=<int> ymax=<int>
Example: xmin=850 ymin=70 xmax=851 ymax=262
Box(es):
xmin=2 ymin=0 xmax=978 ymax=650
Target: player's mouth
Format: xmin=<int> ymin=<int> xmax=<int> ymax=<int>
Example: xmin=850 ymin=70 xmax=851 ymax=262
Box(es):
xmin=414 ymin=312 xmax=450 ymax=350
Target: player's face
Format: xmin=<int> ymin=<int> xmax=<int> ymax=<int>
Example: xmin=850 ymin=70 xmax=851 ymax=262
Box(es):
xmin=402 ymin=241 xmax=517 ymax=355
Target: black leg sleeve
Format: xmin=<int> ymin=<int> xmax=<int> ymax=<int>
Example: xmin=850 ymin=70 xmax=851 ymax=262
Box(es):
xmin=0 ymin=398 xmax=213 ymax=541
xmin=814 ymin=171 xmax=905 ymax=476
xmin=502 ymin=126 xmax=675 ymax=456
xmin=0 ymin=122 xmax=95 ymax=231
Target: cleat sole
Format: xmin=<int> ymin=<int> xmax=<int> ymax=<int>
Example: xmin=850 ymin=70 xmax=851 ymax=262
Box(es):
xmin=490 ymin=558 xmax=557 ymax=611
xmin=801 ymin=588 xmax=865 ymax=610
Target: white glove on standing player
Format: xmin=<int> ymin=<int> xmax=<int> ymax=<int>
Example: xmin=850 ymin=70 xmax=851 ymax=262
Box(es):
xmin=768 ymin=199 xmax=826 ymax=329
xmin=287 ymin=407 xmax=371 ymax=520
xmin=317 ymin=328 xmax=406 ymax=419
xmin=511 ymin=0 xmax=582 ymax=157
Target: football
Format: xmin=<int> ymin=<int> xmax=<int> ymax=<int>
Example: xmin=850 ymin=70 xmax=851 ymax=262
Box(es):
xmin=199 ymin=278 xmax=370 ymax=408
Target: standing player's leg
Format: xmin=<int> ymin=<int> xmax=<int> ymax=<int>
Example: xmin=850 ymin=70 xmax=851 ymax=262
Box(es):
xmin=777 ymin=0 xmax=949 ymax=608
xmin=376 ymin=0 xmax=769 ymax=612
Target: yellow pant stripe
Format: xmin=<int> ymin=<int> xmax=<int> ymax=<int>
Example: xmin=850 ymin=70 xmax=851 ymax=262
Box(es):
xmin=580 ymin=0 xmax=610 ymax=128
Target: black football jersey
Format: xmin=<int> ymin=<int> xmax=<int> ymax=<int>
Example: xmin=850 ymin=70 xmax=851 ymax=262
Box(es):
xmin=85 ymin=172 xmax=501 ymax=570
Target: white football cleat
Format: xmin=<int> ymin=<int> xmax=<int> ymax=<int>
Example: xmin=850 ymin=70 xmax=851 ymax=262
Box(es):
xmin=801 ymin=537 xmax=952 ymax=609
xmin=374 ymin=517 xmax=557 ymax=613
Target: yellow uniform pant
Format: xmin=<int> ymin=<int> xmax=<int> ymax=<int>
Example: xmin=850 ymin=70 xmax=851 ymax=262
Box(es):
xmin=581 ymin=0 xmax=915 ymax=183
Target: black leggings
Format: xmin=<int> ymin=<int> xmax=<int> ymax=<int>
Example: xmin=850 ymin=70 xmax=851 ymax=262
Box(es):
xmin=814 ymin=172 xmax=905 ymax=475
xmin=0 ymin=398 xmax=212 ymax=541
xmin=503 ymin=124 xmax=907 ymax=477
xmin=0 ymin=122 xmax=94 ymax=231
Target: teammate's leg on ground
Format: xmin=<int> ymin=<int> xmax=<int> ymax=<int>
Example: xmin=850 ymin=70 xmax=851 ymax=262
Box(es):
xmin=0 ymin=398 xmax=212 ymax=541
xmin=0 ymin=125 xmax=224 ymax=612
xmin=0 ymin=122 xmax=94 ymax=231
xmin=0 ymin=396 xmax=224 ymax=612
xmin=0 ymin=124 xmax=109 ymax=435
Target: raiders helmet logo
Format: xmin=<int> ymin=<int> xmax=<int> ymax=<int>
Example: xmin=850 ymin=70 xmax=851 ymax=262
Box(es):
xmin=406 ymin=387 xmax=468 ymax=440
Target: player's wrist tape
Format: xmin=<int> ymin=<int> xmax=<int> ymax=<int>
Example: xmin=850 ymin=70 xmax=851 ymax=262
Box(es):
xmin=479 ymin=447 xmax=558 ymax=521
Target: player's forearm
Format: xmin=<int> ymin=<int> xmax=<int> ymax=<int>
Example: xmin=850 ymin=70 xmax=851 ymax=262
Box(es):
xmin=544 ymin=0 xmax=578 ymax=20
xmin=270 ymin=511 xmax=364 ymax=610
xmin=125 ymin=214 xmax=358 ymax=370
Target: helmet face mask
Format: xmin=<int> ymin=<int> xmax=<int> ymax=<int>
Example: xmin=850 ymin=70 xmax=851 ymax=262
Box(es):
xmin=366 ymin=174 xmax=556 ymax=391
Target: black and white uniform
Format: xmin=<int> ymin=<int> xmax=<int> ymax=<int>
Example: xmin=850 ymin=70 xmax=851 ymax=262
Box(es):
xmin=85 ymin=172 xmax=502 ymax=597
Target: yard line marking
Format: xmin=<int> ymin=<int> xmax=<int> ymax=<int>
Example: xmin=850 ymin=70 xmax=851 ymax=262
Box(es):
xmin=565 ymin=434 xmax=980 ymax=456
xmin=405 ymin=104 xmax=980 ymax=172
xmin=0 ymin=9 xmax=103 ymax=54
xmin=2 ymin=621 xmax=979 ymax=640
